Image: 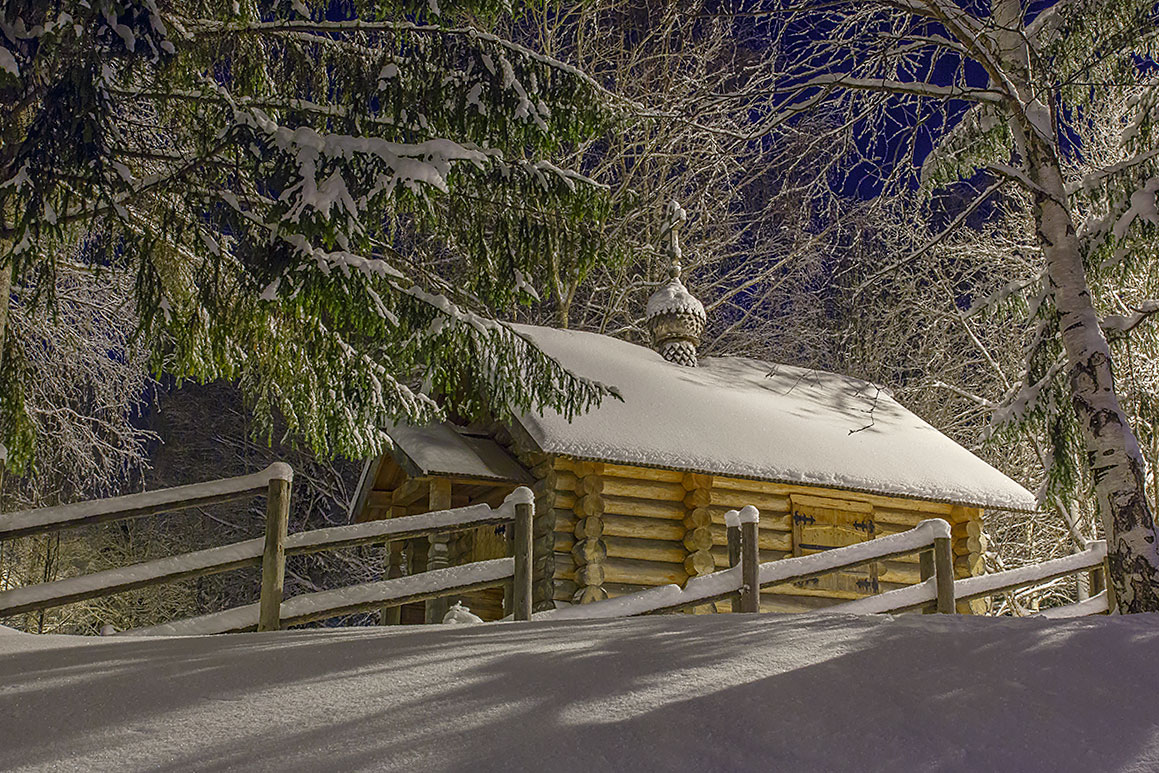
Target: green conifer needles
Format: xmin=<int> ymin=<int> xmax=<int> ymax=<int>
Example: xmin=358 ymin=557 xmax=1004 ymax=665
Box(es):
xmin=0 ymin=0 xmax=625 ymax=462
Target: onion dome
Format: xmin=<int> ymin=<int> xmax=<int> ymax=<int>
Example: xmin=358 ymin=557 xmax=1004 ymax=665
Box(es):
xmin=646 ymin=201 xmax=705 ymax=367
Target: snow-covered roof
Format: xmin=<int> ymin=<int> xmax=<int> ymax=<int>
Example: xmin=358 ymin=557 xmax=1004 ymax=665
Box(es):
xmin=511 ymin=324 xmax=1037 ymax=512
xmin=386 ymin=421 xmax=532 ymax=484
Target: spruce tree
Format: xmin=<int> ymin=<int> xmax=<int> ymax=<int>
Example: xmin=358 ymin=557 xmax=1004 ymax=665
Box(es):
xmin=0 ymin=0 xmax=622 ymax=466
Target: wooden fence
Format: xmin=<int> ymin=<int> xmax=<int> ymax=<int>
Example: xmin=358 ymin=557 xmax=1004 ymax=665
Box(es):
xmin=0 ymin=465 xmax=535 ymax=633
xmin=1 ymin=476 xmax=1112 ymax=632
xmin=541 ymin=506 xmax=1113 ymax=621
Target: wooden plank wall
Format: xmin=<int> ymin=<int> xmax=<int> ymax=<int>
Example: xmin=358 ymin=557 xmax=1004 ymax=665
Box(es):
xmin=545 ymin=457 xmax=988 ymax=614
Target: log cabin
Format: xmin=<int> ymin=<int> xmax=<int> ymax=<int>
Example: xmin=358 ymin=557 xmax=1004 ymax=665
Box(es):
xmin=349 ymin=246 xmax=1037 ymax=623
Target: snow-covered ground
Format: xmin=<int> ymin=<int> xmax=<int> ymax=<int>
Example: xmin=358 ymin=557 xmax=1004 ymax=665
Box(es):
xmin=2 ymin=613 xmax=1157 ymax=772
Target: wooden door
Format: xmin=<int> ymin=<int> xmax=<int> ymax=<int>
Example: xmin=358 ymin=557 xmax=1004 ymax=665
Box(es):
xmin=790 ymin=495 xmax=879 ymax=597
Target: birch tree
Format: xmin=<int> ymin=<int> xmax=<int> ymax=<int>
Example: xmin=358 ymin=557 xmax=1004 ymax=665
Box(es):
xmin=0 ymin=0 xmax=623 ymax=469
xmin=763 ymin=0 xmax=1159 ymax=610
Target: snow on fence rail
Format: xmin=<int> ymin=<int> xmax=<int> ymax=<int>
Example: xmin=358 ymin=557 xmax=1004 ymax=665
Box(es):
xmin=0 ymin=463 xmax=294 ymax=541
xmin=0 ymin=466 xmax=537 ymax=632
xmin=125 ymin=559 xmax=517 ymax=636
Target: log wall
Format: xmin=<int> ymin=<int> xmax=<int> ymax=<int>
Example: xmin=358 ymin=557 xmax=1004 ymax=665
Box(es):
xmin=549 ymin=457 xmax=988 ymax=614
xmin=356 ymin=448 xmax=990 ymax=619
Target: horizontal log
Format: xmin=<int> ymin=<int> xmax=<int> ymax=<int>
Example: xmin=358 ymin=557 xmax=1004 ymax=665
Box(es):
xmin=684 ymin=551 xmax=716 ymax=576
xmin=790 ymin=493 xmax=873 ymax=514
xmin=573 ymin=585 xmax=608 ymax=604
xmin=554 ymin=579 xmax=579 ymax=600
xmin=546 ymin=470 xmax=580 ymax=493
xmin=600 ymin=496 xmax=687 ymax=520
xmin=574 ymin=494 xmax=605 ymax=518
xmin=581 ymin=476 xmax=688 ymax=502
xmin=878 ymin=561 xmax=922 ymax=585
xmin=710 ymin=545 xmax=791 ymax=566
xmin=571 ymin=538 xmax=607 ymax=565
xmin=603 ymin=582 xmax=662 ymax=597
xmin=709 ymin=524 xmax=792 ymax=551
xmin=956 ymin=553 xmax=985 ymax=577
xmin=576 ymin=564 xmax=605 ymax=586
xmin=553 ymin=554 xmax=577 ymax=581
xmin=587 ymin=513 xmax=687 ymax=542
xmin=873 ymin=509 xmax=929 ymax=527
xmin=685 ymin=488 xmax=789 ymax=511
xmin=555 ymin=458 xmax=686 ymax=483
xmin=554 ymin=509 xmax=577 ymax=532
xmin=712 ymin=476 xmax=956 ymax=514
xmin=557 ymin=533 xmax=690 ymax=565
xmin=602 ymin=557 xmax=688 ymax=586
xmin=555 ymin=491 xmax=577 ymax=510
xmin=952 ymin=520 xmax=985 ymax=539
xmin=683 ymin=527 xmax=713 ymax=552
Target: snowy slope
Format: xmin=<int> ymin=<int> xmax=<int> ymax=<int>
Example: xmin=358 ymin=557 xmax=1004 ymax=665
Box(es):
xmin=2 ymin=614 xmax=1157 ymax=772
xmin=512 ymin=324 xmax=1037 ymax=511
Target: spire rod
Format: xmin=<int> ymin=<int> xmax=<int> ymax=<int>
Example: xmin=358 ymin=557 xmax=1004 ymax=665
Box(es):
xmin=661 ymin=199 xmax=687 ymax=275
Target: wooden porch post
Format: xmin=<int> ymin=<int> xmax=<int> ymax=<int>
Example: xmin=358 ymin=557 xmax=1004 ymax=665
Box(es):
xmin=425 ymin=478 xmax=453 ymax=624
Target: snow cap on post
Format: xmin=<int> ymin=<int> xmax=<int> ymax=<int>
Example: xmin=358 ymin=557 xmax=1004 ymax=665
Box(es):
xmin=646 ymin=201 xmax=705 ymax=367
xmin=504 ymin=486 xmax=535 ymax=507
xmin=724 ymin=509 xmax=741 ymax=528
xmin=737 ymin=505 xmax=760 ymax=524
xmin=915 ymin=518 xmax=952 ymax=541
xmin=265 ymin=462 xmax=294 ymax=483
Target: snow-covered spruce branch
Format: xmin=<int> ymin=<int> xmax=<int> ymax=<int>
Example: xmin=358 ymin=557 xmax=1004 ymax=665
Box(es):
xmin=175 ymin=18 xmax=639 ymax=110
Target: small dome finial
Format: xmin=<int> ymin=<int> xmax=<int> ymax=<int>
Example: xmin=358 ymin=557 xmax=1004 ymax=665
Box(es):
xmin=646 ymin=201 xmax=704 ymax=368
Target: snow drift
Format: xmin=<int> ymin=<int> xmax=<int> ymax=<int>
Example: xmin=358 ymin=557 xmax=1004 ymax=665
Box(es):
xmin=2 ymin=613 xmax=1158 ymax=772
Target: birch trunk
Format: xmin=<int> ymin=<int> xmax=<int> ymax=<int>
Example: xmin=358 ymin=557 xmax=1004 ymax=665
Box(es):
xmin=988 ymin=0 xmax=1159 ymax=610
xmin=1024 ymin=135 xmax=1159 ymax=612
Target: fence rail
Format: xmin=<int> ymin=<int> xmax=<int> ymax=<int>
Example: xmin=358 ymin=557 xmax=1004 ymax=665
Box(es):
xmin=0 ymin=464 xmax=294 ymax=541
xmin=0 ymin=466 xmax=536 ymax=632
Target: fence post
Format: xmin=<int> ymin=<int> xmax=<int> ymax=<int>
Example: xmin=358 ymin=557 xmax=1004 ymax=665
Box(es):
xmin=511 ymin=487 xmax=534 ymax=622
xmin=919 ymin=549 xmax=935 ymax=614
xmin=258 ymin=466 xmax=293 ymax=632
xmin=933 ymin=535 xmax=956 ymax=614
xmin=738 ymin=506 xmax=761 ymax=613
xmin=725 ymin=510 xmax=741 ymax=613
